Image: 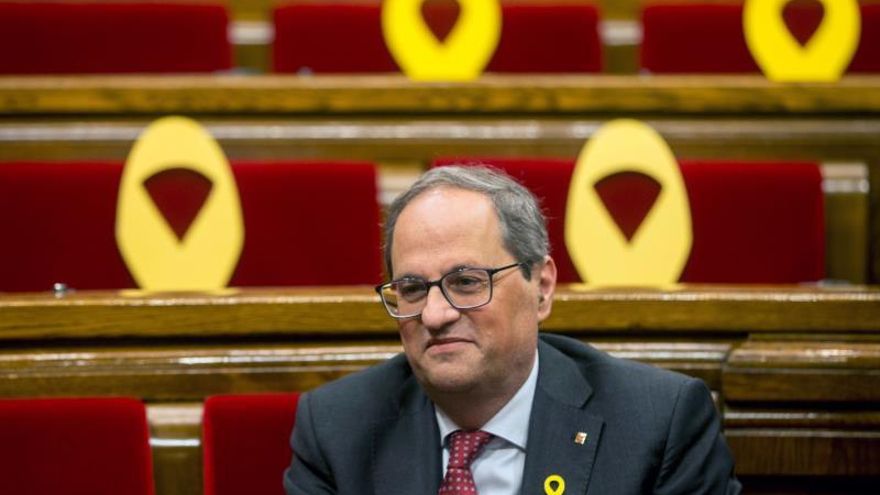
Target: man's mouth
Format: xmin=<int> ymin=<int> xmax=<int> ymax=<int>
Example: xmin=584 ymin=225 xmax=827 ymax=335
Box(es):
xmin=426 ymin=337 xmax=471 ymax=352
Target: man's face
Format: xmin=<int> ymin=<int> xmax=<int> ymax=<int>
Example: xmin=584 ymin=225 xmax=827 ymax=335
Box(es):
xmin=390 ymin=186 xmax=555 ymax=400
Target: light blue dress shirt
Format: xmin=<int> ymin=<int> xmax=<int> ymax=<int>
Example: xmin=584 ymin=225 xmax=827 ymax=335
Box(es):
xmin=436 ymin=351 xmax=539 ymax=495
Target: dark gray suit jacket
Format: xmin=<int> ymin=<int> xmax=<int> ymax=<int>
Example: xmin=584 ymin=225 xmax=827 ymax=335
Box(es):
xmin=285 ymin=333 xmax=741 ymax=494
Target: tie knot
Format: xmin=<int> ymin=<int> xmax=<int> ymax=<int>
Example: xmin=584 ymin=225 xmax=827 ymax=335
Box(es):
xmin=447 ymin=430 xmax=493 ymax=469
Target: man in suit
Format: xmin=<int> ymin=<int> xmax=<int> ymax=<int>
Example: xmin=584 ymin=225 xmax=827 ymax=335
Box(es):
xmin=285 ymin=165 xmax=740 ymax=494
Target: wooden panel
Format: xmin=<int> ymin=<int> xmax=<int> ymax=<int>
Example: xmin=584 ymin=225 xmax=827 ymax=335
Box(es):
xmin=0 ymin=340 xmax=728 ymax=400
xmin=726 ymin=408 xmax=880 ymax=476
xmin=823 ymin=163 xmax=870 ymax=283
xmin=3 ymin=119 xmax=878 ymax=187
xmin=724 ymin=341 xmax=880 ymax=402
xmin=1 ymin=75 xmax=879 ymax=115
xmin=871 ymin=160 xmax=880 ymax=283
xmin=0 ymin=342 xmax=401 ymax=400
xmin=2 ymin=118 xmax=878 ymax=162
xmin=147 ymin=403 xmax=203 ymax=495
xmin=1 ymin=286 xmax=879 ymax=341
xmin=727 ymin=429 xmax=880 ymax=476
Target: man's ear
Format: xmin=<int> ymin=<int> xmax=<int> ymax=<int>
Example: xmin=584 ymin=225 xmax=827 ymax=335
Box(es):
xmin=536 ymin=255 xmax=557 ymax=321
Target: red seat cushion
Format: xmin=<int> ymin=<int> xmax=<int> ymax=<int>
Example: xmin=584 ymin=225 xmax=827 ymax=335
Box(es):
xmin=0 ymin=2 xmax=231 ymax=74
xmin=203 ymin=393 xmax=300 ymax=495
xmin=0 ymin=160 xmax=383 ymax=292
xmin=432 ymin=158 xmax=825 ymax=284
xmin=272 ymin=3 xmax=601 ymax=73
xmin=641 ymin=3 xmax=880 ymax=74
xmin=0 ymin=397 xmax=155 ymax=495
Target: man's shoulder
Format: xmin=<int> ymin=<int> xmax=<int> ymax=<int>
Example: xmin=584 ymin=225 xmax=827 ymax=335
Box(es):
xmin=539 ymin=332 xmax=695 ymax=393
xmin=300 ymin=352 xmax=415 ymax=416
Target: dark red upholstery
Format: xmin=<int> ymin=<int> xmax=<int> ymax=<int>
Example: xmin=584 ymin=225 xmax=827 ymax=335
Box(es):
xmin=851 ymin=3 xmax=880 ymax=72
xmin=203 ymin=393 xmax=300 ymax=495
xmin=230 ymin=160 xmax=383 ymax=287
xmin=641 ymin=3 xmax=880 ymax=73
xmin=273 ymin=3 xmax=601 ymax=73
xmin=0 ymin=160 xmax=383 ymax=292
xmin=0 ymin=397 xmax=155 ymax=495
xmin=0 ymin=2 xmax=231 ymax=74
xmin=0 ymin=161 xmax=135 ymax=291
xmin=432 ymin=158 xmax=825 ymax=284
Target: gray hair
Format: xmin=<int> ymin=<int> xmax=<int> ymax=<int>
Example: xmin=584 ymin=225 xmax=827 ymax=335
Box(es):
xmin=383 ymin=165 xmax=549 ymax=279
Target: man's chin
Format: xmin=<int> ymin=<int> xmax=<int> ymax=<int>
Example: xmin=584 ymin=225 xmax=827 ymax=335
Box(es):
xmin=420 ymin=369 xmax=479 ymax=395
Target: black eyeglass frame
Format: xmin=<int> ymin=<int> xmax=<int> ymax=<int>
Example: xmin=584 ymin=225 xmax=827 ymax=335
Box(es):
xmin=374 ymin=262 xmax=525 ymax=319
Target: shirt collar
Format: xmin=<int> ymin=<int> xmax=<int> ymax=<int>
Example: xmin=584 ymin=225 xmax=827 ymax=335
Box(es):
xmin=435 ymin=349 xmax=539 ymax=450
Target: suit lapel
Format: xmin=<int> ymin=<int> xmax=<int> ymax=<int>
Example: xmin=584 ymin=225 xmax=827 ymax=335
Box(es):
xmin=521 ymin=340 xmax=604 ymax=495
xmin=372 ymin=375 xmax=442 ymax=495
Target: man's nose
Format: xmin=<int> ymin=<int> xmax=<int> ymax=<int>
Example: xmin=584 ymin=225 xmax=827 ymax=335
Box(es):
xmin=420 ymin=285 xmax=461 ymax=329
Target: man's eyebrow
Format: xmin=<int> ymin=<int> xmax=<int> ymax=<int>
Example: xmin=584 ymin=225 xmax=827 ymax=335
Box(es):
xmin=394 ymin=264 xmax=476 ymax=281
xmin=448 ymin=264 xmax=473 ymax=273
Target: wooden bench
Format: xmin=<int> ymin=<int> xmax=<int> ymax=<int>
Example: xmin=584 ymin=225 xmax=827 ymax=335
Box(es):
xmin=0 ymin=75 xmax=877 ymax=283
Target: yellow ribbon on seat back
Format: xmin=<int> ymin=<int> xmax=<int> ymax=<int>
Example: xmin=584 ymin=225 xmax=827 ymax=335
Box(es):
xmin=744 ymin=0 xmax=861 ymax=82
xmin=382 ymin=0 xmax=501 ymax=81
xmin=116 ymin=116 xmax=244 ymax=291
xmin=565 ymin=119 xmax=692 ymax=286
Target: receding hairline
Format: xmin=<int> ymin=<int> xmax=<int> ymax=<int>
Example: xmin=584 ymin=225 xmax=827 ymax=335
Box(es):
xmin=387 ymin=185 xmax=505 ymax=267
xmin=383 ymin=164 xmax=549 ymax=281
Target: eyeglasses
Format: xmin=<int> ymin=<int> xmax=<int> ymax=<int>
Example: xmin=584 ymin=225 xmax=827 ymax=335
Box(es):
xmin=375 ymin=262 xmax=524 ymax=319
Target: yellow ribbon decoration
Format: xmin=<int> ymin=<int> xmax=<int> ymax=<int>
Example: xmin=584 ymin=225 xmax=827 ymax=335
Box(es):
xmin=744 ymin=0 xmax=861 ymax=82
xmin=381 ymin=0 xmax=501 ymax=81
xmin=565 ymin=119 xmax=692 ymax=286
xmin=544 ymin=474 xmax=565 ymax=495
xmin=116 ymin=116 xmax=244 ymax=291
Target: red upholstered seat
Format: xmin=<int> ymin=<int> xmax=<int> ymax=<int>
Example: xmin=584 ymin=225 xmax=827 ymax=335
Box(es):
xmin=0 ymin=160 xmax=383 ymax=292
xmin=0 ymin=397 xmax=155 ymax=495
xmin=432 ymin=158 xmax=825 ymax=284
xmin=640 ymin=2 xmax=880 ymax=73
xmin=230 ymin=160 xmax=383 ymax=287
xmin=272 ymin=3 xmax=602 ymax=73
xmin=0 ymin=2 xmax=231 ymax=74
xmin=202 ymin=393 xmax=300 ymax=495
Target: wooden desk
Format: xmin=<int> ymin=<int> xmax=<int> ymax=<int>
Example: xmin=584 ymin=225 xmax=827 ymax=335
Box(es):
xmin=0 ymin=285 xmax=878 ymax=494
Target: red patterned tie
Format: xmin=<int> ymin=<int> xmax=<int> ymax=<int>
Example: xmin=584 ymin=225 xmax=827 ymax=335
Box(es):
xmin=438 ymin=430 xmax=494 ymax=495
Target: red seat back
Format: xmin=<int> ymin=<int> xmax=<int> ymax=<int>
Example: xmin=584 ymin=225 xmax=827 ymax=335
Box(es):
xmin=0 ymin=397 xmax=155 ymax=495
xmin=0 ymin=160 xmax=383 ymax=292
xmin=0 ymin=2 xmax=231 ymax=74
xmin=203 ymin=393 xmax=300 ymax=495
xmin=272 ymin=3 xmax=602 ymax=73
xmin=641 ymin=3 xmax=880 ymax=73
xmin=433 ymin=158 xmax=825 ymax=284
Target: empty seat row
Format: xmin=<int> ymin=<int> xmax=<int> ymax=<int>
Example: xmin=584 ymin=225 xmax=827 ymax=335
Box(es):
xmin=0 ymin=158 xmax=825 ymax=292
xmin=0 ymin=2 xmax=877 ymax=74
xmin=0 ymin=394 xmax=299 ymax=495
xmin=0 ymin=160 xmax=383 ymax=292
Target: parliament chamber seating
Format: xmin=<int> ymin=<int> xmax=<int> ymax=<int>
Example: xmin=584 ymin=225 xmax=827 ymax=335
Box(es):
xmin=202 ymin=393 xmax=300 ymax=495
xmin=0 ymin=160 xmax=383 ymax=292
xmin=272 ymin=3 xmax=602 ymax=73
xmin=433 ymin=158 xmax=826 ymax=284
xmin=0 ymin=2 xmax=878 ymax=494
xmin=0 ymin=2 xmax=232 ymax=74
xmin=641 ymin=2 xmax=880 ymax=73
xmin=0 ymin=396 xmax=155 ymax=495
